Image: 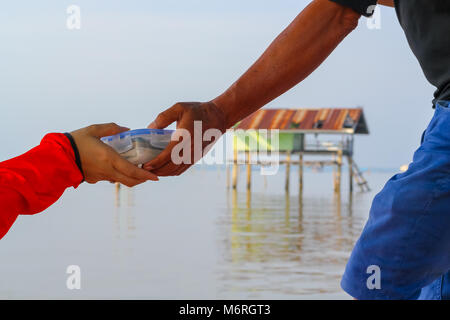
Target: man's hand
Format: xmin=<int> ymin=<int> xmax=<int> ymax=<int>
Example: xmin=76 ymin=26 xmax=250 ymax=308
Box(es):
xmin=70 ymin=123 xmax=158 ymax=187
xmin=143 ymin=102 xmax=227 ymax=176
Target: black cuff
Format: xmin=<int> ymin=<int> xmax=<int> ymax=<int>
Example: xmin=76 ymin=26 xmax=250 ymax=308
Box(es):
xmin=329 ymin=0 xmax=378 ymax=17
xmin=64 ymin=132 xmax=85 ymax=181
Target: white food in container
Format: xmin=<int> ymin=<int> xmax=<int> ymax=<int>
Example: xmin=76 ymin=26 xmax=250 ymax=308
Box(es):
xmin=101 ymin=129 xmax=174 ymax=165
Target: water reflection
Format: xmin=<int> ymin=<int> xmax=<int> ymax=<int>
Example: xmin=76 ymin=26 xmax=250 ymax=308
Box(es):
xmin=218 ymin=190 xmax=365 ymax=298
xmin=113 ymin=184 xmax=136 ymax=257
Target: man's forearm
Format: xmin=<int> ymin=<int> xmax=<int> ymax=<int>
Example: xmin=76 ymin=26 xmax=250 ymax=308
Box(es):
xmin=212 ymin=0 xmax=361 ymax=128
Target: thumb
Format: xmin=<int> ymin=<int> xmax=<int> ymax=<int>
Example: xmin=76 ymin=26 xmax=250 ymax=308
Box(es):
xmin=91 ymin=123 xmax=130 ymax=138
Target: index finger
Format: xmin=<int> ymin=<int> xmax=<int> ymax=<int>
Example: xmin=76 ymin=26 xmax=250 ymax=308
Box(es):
xmin=148 ymin=103 xmax=183 ymax=129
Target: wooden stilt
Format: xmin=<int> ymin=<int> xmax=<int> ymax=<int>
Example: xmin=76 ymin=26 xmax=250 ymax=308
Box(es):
xmin=226 ymin=162 xmax=230 ymax=189
xmin=231 ymin=189 xmax=238 ymax=220
xmin=232 ymin=137 xmax=238 ymax=190
xmin=334 ymin=149 xmax=342 ymax=194
xmin=285 ymin=192 xmax=290 ymax=226
xmin=115 ymin=182 xmax=121 ymax=207
xmin=332 ymin=154 xmax=336 ymax=191
xmin=246 ymin=152 xmax=251 ymax=191
xmin=285 ymin=151 xmax=291 ymax=192
xmin=348 ymin=155 xmax=354 ymax=193
xmin=298 ymin=152 xmax=304 ymax=195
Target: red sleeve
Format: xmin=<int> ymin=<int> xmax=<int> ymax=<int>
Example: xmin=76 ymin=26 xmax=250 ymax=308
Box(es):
xmin=0 ymin=133 xmax=83 ymax=239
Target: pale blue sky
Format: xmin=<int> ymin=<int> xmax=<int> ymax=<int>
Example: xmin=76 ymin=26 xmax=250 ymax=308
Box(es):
xmin=0 ymin=1 xmax=436 ymax=168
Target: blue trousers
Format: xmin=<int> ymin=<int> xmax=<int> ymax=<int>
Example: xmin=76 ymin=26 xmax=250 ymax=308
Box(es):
xmin=341 ymin=101 xmax=450 ymax=300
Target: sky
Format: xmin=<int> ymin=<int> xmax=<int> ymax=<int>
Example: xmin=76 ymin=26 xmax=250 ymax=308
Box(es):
xmin=0 ymin=1 xmax=437 ymax=169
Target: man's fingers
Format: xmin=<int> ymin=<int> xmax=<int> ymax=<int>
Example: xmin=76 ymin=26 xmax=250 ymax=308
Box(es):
xmin=147 ymin=104 xmax=183 ymax=129
xmin=143 ymin=124 xmax=194 ymax=170
xmin=90 ymin=123 xmax=130 ymax=138
xmin=159 ymin=163 xmax=190 ymax=177
xmin=149 ymin=162 xmax=180 ymax=177
xmin=143 ymin=139 xmax=180 ymax=171
xmin=173 ymin=164 xmax=191 ymax=176
xmin=113 ymin=156 xmax=159 ymax=181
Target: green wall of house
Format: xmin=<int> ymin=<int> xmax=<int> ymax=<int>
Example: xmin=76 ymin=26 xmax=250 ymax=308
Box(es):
xmin=233 ymin=131 xmax=304 ymax=152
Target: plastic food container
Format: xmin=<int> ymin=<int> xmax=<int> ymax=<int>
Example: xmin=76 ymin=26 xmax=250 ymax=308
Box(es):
xmin=101 ymin=129 xmax=174 ymax=165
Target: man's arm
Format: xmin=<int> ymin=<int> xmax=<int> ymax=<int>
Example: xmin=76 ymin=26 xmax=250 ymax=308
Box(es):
xmin=212 ymin=0 xmax=360 ymax=128
xmin=145 ymin=0 xmax=361 ymax=176
xmin=378 ymin=0 xmax=394 ymax=7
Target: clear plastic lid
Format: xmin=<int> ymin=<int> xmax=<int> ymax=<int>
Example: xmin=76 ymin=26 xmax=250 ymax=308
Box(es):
xmin=101 ymin=128 xmax=174 ymax=142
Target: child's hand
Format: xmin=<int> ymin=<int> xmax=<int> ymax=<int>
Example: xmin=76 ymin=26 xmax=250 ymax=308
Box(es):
xmin=70 ymin=123 xmax=158 ymax=187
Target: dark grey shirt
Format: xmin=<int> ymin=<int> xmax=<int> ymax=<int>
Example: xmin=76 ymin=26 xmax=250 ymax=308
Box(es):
xmin=331 ymin=0 xmax=450 ymax=106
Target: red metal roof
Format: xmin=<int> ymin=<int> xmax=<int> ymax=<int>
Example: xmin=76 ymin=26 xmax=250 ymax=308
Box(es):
xmin=233 ymin=108 xmax=369 ymax=134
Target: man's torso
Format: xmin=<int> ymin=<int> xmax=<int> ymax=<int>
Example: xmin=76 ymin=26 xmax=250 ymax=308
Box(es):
xmin=395 ymin=0 xmax=450 ymax=105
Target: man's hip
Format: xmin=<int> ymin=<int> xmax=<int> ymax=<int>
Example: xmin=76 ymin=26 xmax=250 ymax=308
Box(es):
xmin=341 ymin=101 xmax=450 ymax=300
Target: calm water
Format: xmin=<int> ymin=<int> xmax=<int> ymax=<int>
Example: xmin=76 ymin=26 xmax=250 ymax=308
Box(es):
xmin=0 ymin=167 xmax=393 ymax=299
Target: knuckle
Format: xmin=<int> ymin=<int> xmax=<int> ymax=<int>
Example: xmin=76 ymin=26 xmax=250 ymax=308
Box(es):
xmin=174 ymin=102 xmax=186 ymax=112
xmin=85 ymin=178 xmax=96 ymax=184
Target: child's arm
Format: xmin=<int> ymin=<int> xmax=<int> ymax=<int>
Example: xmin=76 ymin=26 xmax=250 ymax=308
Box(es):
xmin=0 ymin=123 xmax=158 ymax=239
xmin=0 ymin=133 xmax=83 ymax=238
